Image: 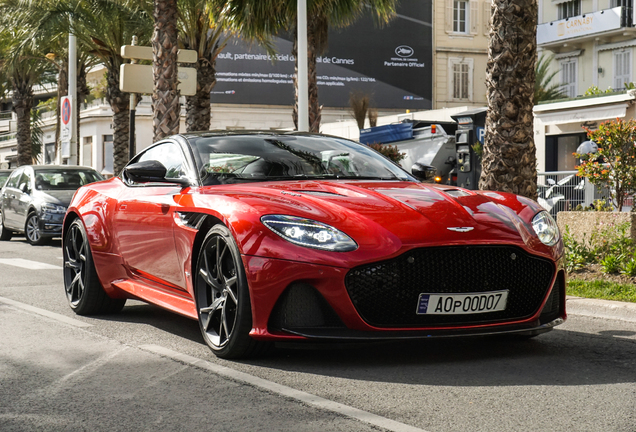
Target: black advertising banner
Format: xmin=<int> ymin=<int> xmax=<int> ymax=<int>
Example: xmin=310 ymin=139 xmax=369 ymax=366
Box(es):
xmin=212 ymin=0 xmax=432 ymax=110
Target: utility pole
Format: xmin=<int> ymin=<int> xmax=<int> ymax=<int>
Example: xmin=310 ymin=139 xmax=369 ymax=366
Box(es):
xmin=297 ymin=0 xmax=309 ymax=132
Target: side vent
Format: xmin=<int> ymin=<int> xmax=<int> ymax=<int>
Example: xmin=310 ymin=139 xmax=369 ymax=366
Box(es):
xmin=176 ymin=212 xmax=207 ymax=230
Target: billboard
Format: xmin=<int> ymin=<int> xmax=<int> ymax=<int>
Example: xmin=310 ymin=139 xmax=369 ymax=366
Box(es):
xmin=212 ymin=0 xmax=432 ymax=110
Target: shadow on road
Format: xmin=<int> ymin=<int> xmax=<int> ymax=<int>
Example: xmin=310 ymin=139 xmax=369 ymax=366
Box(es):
xmin=94 ymin=301 xmax=636 ymax=388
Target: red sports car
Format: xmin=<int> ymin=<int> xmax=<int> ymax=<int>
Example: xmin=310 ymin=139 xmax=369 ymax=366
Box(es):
xmin=63 ymin=132 xmax=566 ymax=359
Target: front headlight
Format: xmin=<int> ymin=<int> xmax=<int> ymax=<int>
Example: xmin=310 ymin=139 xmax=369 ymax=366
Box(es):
xmin=42 ymin=203 xmax=67 ymax=214
xmin=532 ymin=211 xmax=559 ymax=246
xmin=261 ymin=215 xmax=358 ymax=252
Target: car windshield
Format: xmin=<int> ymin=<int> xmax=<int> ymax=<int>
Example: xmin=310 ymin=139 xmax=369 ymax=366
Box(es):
xmin=34 ymin=169 xmax=103 ymax=190
xmin=188 ymin=134 xmax=415 ymax=186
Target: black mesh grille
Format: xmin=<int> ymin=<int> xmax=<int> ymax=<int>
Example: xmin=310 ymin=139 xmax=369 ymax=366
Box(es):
xmin=269 ymin=284 xmax=345 ymax=330
xmin=345 ymin=245 xmax=555 ymax=327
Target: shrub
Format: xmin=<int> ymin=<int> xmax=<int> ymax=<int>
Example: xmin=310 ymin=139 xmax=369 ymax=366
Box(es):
xmin=576 ymin=119 xmax=636 ymax=210
xmin=369 ymin=143 xmax=406 ymax=163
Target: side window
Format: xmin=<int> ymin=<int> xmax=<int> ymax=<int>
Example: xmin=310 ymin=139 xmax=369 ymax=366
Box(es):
xmin=17 ymin=172 xmax=30 ymax=191
xmin=5 ymin=169 xmax=22 ymax=189
xmin=137 ymin=142 xmax=188 ymax=179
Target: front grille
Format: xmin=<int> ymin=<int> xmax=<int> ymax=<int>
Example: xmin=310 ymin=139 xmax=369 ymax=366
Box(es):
xmin=345 ymin=246 xmax=555 ymax=327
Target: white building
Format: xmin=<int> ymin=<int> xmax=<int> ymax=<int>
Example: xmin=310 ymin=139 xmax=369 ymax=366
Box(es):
xmin=535 ymin=0 xmax=636 ymax=172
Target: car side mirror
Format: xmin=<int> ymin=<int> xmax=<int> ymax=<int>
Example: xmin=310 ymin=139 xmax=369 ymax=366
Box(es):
xmin=411 ymin=163 xmax=437 ymax=181
xmin=123 ymin=160 xmax=190 ymax=187
xmin=19 ymin=182 xmax=30 ymax=194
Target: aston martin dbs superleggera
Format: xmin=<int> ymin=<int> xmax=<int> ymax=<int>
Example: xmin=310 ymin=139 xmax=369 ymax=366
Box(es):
xmin=63 ymin=131 xmax=566 ymax=358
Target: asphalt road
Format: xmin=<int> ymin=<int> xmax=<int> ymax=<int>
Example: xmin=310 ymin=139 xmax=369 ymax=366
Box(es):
xmin=1 ymin=237 xmax=635 ymax=432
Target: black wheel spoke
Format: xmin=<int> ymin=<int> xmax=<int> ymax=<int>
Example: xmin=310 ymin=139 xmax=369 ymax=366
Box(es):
xmin=196 ymin=229 xmax=244 ymax=352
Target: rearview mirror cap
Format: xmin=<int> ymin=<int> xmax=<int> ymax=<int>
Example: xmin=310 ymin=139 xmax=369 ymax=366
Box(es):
xmin=123 ymin=160 xmax=190 ymax=187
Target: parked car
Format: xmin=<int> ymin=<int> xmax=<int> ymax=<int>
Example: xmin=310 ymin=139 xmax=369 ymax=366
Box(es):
xmin=0 ymin=165 xmax=103 ymax=244
xmin=0 ymin=168 xmax=13 ymax=188
xmin=62 ymin=132 xmax=566 ymax=359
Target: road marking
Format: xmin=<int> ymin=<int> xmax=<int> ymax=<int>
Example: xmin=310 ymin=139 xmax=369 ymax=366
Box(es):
xmin=0 ymin=258 xmax=62 ymax=270
xmin=0 ymin=296 xmax=92 ymax=328
xmin=141 ymin=344 xmax=429 ymax=432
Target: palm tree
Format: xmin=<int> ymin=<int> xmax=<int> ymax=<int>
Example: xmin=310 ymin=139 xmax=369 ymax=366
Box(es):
xmin=151 ymin=0 xmax=180 ymax=141
xmin=216 ymin=0 xmax=398 ymax=133
xmin=0 ymin=28 xmax=55 ymax=166
xmin=53 ymin=0 xmax=153 ymax=174
xmin=534 ymin=53 xmax=566 ymax=104
xmin=479 ymin=0 xmax=538 ymax=200
xmin=178 ymin=0 xmax=227 ymax=132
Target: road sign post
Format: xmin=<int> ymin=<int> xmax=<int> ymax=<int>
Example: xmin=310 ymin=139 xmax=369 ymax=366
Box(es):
xmin=119 ymin=44 xmax=197 ymax=159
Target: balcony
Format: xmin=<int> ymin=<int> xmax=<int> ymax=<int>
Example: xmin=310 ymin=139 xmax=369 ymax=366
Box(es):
xmin=537 ymin=7 xmax=636 ymax=49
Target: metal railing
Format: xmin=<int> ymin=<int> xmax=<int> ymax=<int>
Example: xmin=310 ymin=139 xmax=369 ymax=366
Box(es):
xmin=537 ymin=170 xmax=614 ymax=218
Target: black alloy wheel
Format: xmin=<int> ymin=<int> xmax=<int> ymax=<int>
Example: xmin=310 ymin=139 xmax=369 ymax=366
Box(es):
xmin=63 ymin=218 xmax=125 ymax=315
xmin=25 ymin=212 xmax=48 ymax=245
xmin=195 ymin=225 xmax=269 ymax=359
xmin=0 ymin=210 xmax=12 ymax=241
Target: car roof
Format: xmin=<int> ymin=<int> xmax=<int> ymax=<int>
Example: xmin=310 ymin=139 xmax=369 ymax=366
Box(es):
xmin=179 ymin=130 xmax=341 ymax=140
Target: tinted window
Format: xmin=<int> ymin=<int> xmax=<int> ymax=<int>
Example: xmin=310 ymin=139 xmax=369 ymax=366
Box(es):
xmin=187 ymin=135 xmax=414 ymax=186
xmin=137 ymin=142 xmax=187 ymax=179
xmin=34 ymin=169 xmax=103 ymax=190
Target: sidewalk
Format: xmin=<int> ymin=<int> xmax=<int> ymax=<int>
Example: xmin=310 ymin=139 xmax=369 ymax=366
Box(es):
xmin=566 ymin=296 xmax=636 ymax=323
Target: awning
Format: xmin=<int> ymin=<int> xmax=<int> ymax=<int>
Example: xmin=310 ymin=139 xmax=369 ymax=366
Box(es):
xmin=534 ymin=103 xmax=627 ymax=125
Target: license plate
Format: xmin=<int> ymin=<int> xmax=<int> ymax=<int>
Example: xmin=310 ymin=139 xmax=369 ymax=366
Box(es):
xmin=416 ymin=290 xmax=509 ymax=315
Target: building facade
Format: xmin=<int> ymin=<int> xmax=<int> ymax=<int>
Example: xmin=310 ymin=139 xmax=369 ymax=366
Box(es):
xmin=538 ymin=0 xmax=636 ymax=98
xmin=535 ymin=0 xmax=636 ymax=173
xmin=432 ymin=0 xmax=491 ymax=109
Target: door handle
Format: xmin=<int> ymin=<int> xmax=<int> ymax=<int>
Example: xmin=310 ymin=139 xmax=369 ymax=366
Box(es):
xmin=119 ymin=204 xmax=127 ymax=210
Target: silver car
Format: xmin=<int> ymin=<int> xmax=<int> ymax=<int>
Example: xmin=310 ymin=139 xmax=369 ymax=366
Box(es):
xmin=0 ymin=165 xmax=103 ymax=245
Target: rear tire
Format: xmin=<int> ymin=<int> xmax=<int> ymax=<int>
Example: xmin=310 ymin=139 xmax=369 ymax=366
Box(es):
xmin=63 ymin=219 xmax=126 ymax=315
xmin=0 ymin=210 xmax=12 ymax=241
xmin=194 ymin=225 xmax=271 ymax=359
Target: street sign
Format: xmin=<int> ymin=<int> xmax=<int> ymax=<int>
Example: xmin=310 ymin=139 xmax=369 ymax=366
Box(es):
xmin=60 ymin=96 xmax=72 ymax=158
xmin=119 ymin=64 xmax=197 ymax=96
xmin=119 ymin=45 xmax=198 ymax=96
xmin=121 ymin=45 xmax=197 ymax=63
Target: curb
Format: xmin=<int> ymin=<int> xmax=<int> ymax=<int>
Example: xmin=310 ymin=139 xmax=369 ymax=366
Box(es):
xmin=566 ymin=296 xmax=636 ymax=323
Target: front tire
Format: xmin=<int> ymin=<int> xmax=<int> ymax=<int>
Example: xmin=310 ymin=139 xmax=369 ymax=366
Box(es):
xmin=195 ymin=225 xmax=269 ymax=359
xmin=63 ymin=218 xmax=126 ymax=315
xmin=25 ymin=212 xmax=49 ymax=245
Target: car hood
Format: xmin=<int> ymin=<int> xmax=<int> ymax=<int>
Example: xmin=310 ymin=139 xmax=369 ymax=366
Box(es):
xmin=195 ymin=180 xmax=554 ymax=263
xmin=34 ymin=189 xmax=76 ymax=207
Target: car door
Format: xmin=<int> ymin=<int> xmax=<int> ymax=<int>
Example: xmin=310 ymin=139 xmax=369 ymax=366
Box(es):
xmin=1 ymin=168 xmax=24 ymax=230
xmin=114 ymin=141 xmax=194 ymax=289
xmin=13 ymin=168 xmax=35 ymax=230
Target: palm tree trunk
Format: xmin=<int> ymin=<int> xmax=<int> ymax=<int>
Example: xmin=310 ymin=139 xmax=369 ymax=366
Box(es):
xmin=185 ymin=57 xmax=216 ymax=132
xmin=12 ymin=85 xmax=33 ymax=167
xmin=75 ymin=63 xmax=91 ymax=164
xmin=105 ymin=63 xmax=130 ymax=176
xmin=152 ymin=0 xmax=180 ymax=141
xmin=480 ymin=0 xmax=538 ymax=200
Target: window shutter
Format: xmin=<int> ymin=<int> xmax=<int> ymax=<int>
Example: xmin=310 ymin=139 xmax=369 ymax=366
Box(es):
xmin=483 ymin=1 xmax=491 ymax=35
xmin=470 ymin=0 xmax=479 ymax=34
xmin=446 ymin=0 xmax=454 ymax=33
